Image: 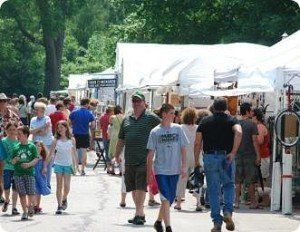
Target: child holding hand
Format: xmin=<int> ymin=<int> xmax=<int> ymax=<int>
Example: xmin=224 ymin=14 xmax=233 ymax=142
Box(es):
xmin=12 ymin=126 xmax=39 ymax=220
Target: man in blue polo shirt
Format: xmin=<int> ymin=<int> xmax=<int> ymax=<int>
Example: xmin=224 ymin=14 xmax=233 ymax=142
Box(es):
xmin=69 ymin=98 xmax=95 ymax=175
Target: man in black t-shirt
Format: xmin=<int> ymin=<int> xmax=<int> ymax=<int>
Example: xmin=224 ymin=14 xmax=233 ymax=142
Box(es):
xmin=194 ymin=98 xmax=242 ymax=232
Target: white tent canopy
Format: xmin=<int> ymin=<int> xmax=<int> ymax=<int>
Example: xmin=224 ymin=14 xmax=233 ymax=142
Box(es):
xmin=88 ymin=67 xmax=116 ymax=80
xmin=115 ymin=31 xmax=299 ymax=98
xmin=247 ymin=30 xmax=300 ymax=72
xmin=193 ymin=69 xmax=274 ymax=97
xmin=68 ymin=74 xmax=91 ymax=90
xmin=115 ymin=42 xmax=269 ymax=95
xmin=68 ymin=68 xmax=116 ymax=91
xmin=242 ymin=30 xmax=300 ymax=90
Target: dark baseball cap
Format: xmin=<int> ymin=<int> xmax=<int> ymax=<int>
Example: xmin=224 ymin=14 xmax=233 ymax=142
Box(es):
xmin=131 ymin=90 xmax=145 ymax=101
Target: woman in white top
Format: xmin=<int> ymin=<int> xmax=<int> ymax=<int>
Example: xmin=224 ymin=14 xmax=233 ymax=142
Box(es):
xmin=175 ymin=107 xmax=198 ymax=211
xmin=50 ymin=120 xmax=77 ymax=215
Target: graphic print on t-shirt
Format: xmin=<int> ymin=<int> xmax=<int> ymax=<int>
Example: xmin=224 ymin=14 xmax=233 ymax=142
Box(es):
xmin=158 ymin=133 xmax=179 ymax=144
xmin=20 ymin=152 xmax=27 ymax=160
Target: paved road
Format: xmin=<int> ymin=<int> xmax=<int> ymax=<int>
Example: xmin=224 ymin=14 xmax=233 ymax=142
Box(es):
xmin=1 ymin=152 xmax=300 ymax=232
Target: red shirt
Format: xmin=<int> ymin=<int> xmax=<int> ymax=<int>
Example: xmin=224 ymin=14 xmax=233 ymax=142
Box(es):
xmin=99 ymin=113 xmax=110 ymax=140
xmin=50 ymin=111 xmax=67 ymax=134
xmin=257 ymin=123 xmax=270 ymax=158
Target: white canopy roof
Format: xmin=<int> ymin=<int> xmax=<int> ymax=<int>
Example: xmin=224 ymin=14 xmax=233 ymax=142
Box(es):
xmin=68 ymin=68 xmax=117 ymax=91
xmin=88 ymin=67 xmax=116 ymax=80
xmin=245 ymin=30 xmax=300 ymax=72
xmin=115 ymin=42 xmax=268 ymax=93
xmin=241 ymin=30 xmax=300 ymax=91
xmin=68 ymin=73 xmax=90 ymax=90
xmin=115 ymin=31 xmax=300 ymax=97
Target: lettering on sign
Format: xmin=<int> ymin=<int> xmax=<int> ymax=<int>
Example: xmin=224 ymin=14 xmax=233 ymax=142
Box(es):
xmin=88 ymin=79 xmax=117 ymax=88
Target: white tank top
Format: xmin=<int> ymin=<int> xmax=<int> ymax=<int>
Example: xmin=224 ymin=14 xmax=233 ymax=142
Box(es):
xmin=181 ymin=124 xmax=198 ymax=167
xmin=54 ymin=139 xmax=74 ymax=166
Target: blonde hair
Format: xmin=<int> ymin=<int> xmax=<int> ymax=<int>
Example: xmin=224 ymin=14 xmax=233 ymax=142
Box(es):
xmin=181 ymin=107 xmax=197 ymax=125
xmin=34 ymin=102 xmax=47 ymax=110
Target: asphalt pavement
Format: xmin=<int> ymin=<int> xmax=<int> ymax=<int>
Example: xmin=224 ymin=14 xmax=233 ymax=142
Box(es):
xmin=0 ymin=151 xmax=299 ymax=232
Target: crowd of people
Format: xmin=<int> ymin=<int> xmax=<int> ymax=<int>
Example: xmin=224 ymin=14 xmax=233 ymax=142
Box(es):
xmin=0 ymin=90 xmax=271 ymax=232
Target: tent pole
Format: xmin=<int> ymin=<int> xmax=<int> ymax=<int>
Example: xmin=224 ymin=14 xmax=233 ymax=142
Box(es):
xmin=271 ymin=89 xmax=281 ymax=211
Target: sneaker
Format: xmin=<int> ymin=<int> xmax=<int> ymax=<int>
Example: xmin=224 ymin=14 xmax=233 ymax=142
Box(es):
xmin=55 ymin=206 xmax=63 ymax=215
xmin=21 ymin=213 xmax=28 ymax=220
xmin=62 ymin=199 xmax=68 ymax=210
xmin=148 ymin=199 xmax=160 ymax=207
xmin=2 ymin=201 xmax=9 ymax=212
xmin=211 ymin=223 xmax=222 ymax=232
xmin=154 ymin=221 xmax=163 ymax=232
xmin=128 ymin=215 xmax=146 ymax=223
xmin=81 ymin=170 xmax=86 ymax=176
xmin=12 ymin=208 xmax=20 ymax=215
xmin=223 ymin=212 xmax=235 ymax=231
xmin=166 ymin=226 xmax=173 ymax=232
xmin=0 ymin=197 xmax=5 ymax=204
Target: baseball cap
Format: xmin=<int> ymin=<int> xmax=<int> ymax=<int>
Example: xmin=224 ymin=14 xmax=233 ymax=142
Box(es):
xmin=131 ymin=90 xmax=145 ymax=101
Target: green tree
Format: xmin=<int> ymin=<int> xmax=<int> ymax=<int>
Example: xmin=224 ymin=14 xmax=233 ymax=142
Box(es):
xmin=2 ymin=0 xmax=87 ymax=95
xmin=0 ymin=18 xmax=44 ymax=96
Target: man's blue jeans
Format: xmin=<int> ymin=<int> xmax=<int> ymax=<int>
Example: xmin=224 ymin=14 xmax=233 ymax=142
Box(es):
xmin=102 ymin=139 xmax=110 ymax=163
xmin=203 ymin=154 xmax=235 ymax=226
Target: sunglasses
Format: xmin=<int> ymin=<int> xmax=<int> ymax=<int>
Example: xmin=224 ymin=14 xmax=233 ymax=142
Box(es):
xmin=132 ymin=98 xmax=142 ymax=103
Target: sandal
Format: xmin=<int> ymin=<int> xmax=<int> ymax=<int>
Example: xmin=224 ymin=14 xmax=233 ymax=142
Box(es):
xmin=148 ymin=199 xmax=160 ymax=206
xmin=234 ymin=202 xmax=240 ymax=209
xmin=174 ymin=205 xmax=181 ymax=210
xmin=28 ymin=206 xmax=34 ymax=217
xmin=196 ymin=205 xmax=203 ymax=212
xmin=119 ymin=203 xmax=126 ymax=208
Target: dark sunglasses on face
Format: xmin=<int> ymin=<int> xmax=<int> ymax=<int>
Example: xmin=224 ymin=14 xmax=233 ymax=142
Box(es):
xmin=132 ymin=99 xmax=142 ymax=103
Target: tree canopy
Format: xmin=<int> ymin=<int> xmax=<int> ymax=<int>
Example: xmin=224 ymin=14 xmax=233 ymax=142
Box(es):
xmin=0 ymin=0 xmax=299 ymax=96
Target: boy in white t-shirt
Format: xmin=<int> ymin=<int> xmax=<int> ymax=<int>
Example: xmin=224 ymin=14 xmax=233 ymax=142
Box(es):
xmin=147 ymin=104 xmax=188 ymax=232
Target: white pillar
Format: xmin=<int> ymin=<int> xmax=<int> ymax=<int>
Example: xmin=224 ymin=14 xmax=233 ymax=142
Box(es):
xmin=282 ymin=149 xmax=293 ymax=215
xmin=149 ymin=89 xmax=153 ymax=110
xmin=271 ymin=89 xmax=282 ymax=211
xmin=271 ymin=161 xmax=282 ymax=211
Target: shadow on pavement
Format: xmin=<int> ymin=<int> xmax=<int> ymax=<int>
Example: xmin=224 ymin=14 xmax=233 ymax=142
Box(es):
xmin=112 ymin=223 xmax=154 ymax=228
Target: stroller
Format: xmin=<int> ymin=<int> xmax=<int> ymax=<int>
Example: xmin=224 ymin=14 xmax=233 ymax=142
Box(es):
xmin=186 ymin=166 xmax=209 ymax=209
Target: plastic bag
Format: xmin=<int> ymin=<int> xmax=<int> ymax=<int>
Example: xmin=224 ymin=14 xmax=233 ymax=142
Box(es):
xmin=148 ymin=169 xmax=158 ymax=195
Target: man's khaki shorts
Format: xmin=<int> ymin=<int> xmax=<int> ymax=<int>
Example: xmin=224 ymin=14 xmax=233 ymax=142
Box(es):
xmin=235 ymin=156 xmax=258 ymax=185
xmin=124 ymin=164 xmax=147 ymax=192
